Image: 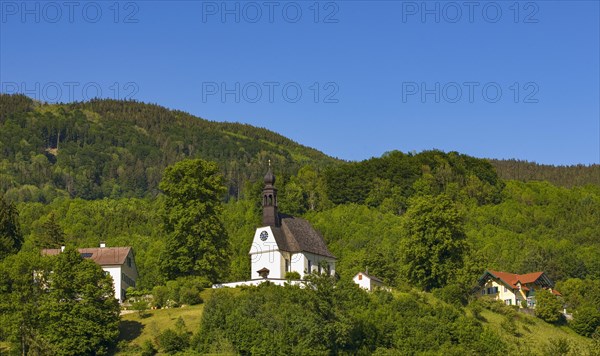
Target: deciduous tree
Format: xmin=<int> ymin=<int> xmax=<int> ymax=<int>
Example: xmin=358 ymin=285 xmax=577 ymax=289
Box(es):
xmin=38 ymin=247 xmax=120 ymax=355
xmin=535 ymin=289 xmax=563 ymax=324
xmin=400 ymin=195 xmax=467 ymax=291
xmin=159 ymin=159 xmax=228 ymax=282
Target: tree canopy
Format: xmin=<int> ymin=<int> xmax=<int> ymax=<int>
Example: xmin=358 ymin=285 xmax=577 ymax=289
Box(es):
xmin=159 ymin=158 xmax=229 ymax=282
xmin=400 ymin=195 xmax=468 ymax=291
xmin=0 ymin=248 xmax=119 ymax=355
xmin=0 ymin=194 xmax=23 ymax=260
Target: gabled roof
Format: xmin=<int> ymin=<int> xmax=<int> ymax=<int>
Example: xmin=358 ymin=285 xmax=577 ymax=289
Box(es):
xmin=42 ymin=247 xmax=133 ymax=266
xmin=355 ymin=271 xmax=383 ymax=283
xmin=270 ymin=216 xmax=336 ymax=258
xmin=479 ymin=270 xmax=554 ymax=290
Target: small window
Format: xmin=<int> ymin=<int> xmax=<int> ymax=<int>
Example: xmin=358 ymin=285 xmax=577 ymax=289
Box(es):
xmin=126 ymin=257 xmax=132 ymax=268
xmin=504 ymin=286 xmax=508 ymax=292
xmin=359 ymin=274 xmax=363 ymax=281
xmin=505 ymin=299 xmax=512 ymax=305
xmin=307 ymin=260 xmax=312 ymax=274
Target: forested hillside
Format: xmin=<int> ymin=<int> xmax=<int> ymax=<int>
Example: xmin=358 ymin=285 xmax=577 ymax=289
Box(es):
xmin=1 ymin=94 xmax=597 ymax=205
xmin=1 ymin=94 xmax=599 ymax=354
xmin=0 ymin=94 xmax=337 ymax=202
xmin=489 ymin=159 xmax=600 ymax=188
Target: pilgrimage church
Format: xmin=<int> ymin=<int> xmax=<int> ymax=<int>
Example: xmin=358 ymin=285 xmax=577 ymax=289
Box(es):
xmin=216 ymin=165 xmax=336 ymax=287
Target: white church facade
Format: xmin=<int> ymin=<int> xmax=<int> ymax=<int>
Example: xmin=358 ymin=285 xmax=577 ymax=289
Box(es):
xmin=215 ymin=166 xmax=336 ymax=288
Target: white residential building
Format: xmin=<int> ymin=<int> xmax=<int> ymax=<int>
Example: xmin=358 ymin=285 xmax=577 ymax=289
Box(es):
xmin=353 ymin=271 xmax=386 ymax=291
xmin=42 ymin=244 xmax=138 ymax=302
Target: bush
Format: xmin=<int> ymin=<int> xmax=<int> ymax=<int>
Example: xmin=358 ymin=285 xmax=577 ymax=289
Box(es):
xmin=141 ymin=340 xmax=157 ymax=356
xmin=501 ymin=317 xmax=519 ymax=336
xmin=152 ymin=276 xmax=207 ymax=308
xmin=536 ymin=289 xmax=563 ymax=324
xmin=477 ymin=298 xmax=517 ymax=318
xmin=132 ymin=300 xmax=150 ymax=318
xmin=157 ymin=328 xmax=189 ymax=354
xmin=152 ymin=285 xmax=169 ymax=308
xmin=544 ymin=338 xmax=570 ymax=354
xmin=433 ymin=284 xmax=467 ymax=307
xmin=570 ymin=306 xmax=600 ymax=337
xmin=179 ymin=286 xmax=202 ymax=305
xmin=470 ymin=302 xmax=484 ymax=321
xmin=285 ymin=271 xmax=301 ymax=280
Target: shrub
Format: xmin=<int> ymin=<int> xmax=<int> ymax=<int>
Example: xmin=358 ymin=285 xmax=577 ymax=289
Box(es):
xmin=544 ymin=338 xmax=570 ymax=354
xmin=285 ymin=271 xmax=301 ymax=280
xmin=536 ymin=289 xmax=563 ymax=324
xmin=152 ymin=285 xmax=169 ymax=308
xmin=433 ymin=284 xmax=467 ymax=307
xmin=140 ymin=340 xmax=157 ymax=356
xmin=132 ymin=300 xmax=150 ymax=318
xmin=152 ymin=277 xmax=207 ymax=308
xmin=570 ymin=306 xmax=600 ymax=337
xmin=500 ymin=317 xmax=519 ymax=336
xmin=157 ymin=328 xmax=189 ymax=354
xmin=470 ymin=302 xmax=484 ymax=321
xmin=179 ymin=286 xmax=202 ymax=305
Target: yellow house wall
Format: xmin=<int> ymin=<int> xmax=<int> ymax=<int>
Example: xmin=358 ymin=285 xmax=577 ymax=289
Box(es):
xmin=479 ymin=279 xmax=528 ymax=306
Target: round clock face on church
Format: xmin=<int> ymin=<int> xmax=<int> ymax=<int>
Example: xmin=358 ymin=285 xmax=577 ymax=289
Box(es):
xmin=260 ymin=231 xmax=268 ymax=241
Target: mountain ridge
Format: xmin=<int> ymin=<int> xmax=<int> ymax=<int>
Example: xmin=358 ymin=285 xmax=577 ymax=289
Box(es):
xmin=0 ymin=94 xmax=597 ymax=203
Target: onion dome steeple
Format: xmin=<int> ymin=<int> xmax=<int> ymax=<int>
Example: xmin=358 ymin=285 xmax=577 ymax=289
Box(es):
xmin=264 ymin=160 xmax=276 ymax=186
xmin=262 ymin=160 xmax=279 ymax=227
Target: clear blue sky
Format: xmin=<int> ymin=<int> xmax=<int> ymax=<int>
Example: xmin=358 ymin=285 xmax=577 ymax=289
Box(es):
xmin=1 ymin=1 xmax=598 ymax=165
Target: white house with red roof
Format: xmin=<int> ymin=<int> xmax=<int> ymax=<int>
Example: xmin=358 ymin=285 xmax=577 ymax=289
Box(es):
xmin=474 ymin=270 xmax=560 ymax=308
xmin=42 ymin=243 xmax=138 ymax=302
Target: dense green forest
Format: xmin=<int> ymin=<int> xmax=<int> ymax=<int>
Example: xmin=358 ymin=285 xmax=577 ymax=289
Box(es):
xmin=1 ymin=94 xmax=599 ymax=354
xmin=1 ymin=94 xmax=597 ymax=204
xmin=489 ymin=159 xmax=600 ymax=188
xmin=0 ymin=94 xmax=337 ymax=202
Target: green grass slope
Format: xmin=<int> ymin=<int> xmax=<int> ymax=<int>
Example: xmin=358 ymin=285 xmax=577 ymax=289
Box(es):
xmin=118 ymin=304 xmax=204 ymax=355
xmin=467 ymin=305 xmax=593 ymax=355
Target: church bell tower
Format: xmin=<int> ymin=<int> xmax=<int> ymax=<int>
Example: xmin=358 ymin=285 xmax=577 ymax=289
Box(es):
xmin=262 ymin=161 xmax=279 ymax=227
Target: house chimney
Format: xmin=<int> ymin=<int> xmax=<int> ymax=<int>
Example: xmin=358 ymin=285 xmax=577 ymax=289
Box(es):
xmin=100 ymin=242 xmax=106 ymax=248
xmin=60 ymin=246 xmax=65 ymax=252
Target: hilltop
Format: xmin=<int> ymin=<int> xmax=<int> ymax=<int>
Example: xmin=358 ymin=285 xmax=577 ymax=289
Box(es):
xmin=0 ymin=94 xmax=338 ymax=202
xmin=1 ymin=94 xmax=598 ymax=203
